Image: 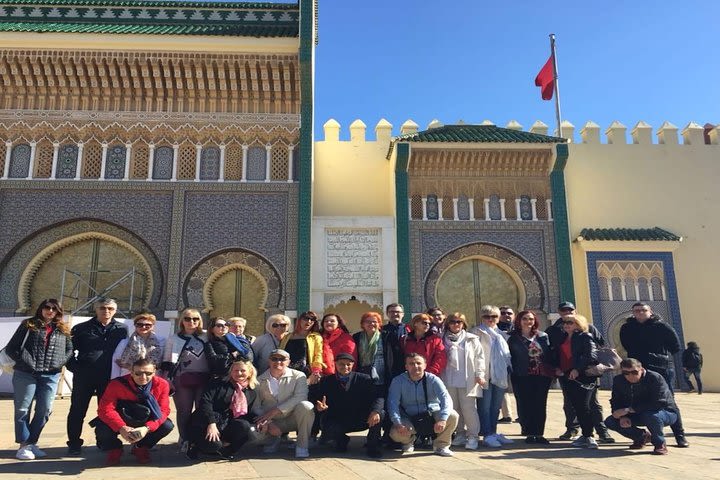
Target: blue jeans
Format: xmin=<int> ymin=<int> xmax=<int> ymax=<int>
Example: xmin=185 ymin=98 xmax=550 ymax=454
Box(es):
xmin=604 ymin=409 xmax=678 ymax=447
xmin=13 ymin=369 xmax=61 ymax=444
xmin=476 ymin=383 xmax=506 ymax=436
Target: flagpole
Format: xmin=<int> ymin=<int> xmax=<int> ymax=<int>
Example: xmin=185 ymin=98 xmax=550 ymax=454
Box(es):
xmin=550 ymin=33 xmax=563 ymax=138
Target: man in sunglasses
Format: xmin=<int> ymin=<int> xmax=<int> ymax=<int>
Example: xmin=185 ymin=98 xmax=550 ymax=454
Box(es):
xmin=604 ymin=358 xmax=678 ymax=455
xmin=94 ymin=358 xmax=174 ymax=465
xmin=66 ymin=297 xmax=128 ymax=456
xmin=253 ymin=349 xmax=315 ymax=458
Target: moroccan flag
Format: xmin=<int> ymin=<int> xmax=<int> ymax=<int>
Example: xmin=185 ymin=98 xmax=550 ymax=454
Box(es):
xmin=535 ymin=54 xmax=555 ymax=100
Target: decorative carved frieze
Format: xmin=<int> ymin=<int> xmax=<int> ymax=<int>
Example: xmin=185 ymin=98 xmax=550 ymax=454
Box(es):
xmin=325 ymin=228 xmax=381 ymax=289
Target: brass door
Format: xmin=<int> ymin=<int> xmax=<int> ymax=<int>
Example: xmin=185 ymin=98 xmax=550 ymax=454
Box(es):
xmin=208 ymin=267 xmax=266 ymax=336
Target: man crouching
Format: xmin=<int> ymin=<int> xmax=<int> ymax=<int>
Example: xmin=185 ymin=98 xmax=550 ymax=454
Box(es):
xmin=93 ymin=358 xmax=174 ymax=465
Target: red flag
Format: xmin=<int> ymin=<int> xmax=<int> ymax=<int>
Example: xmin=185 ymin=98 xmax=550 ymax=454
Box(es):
xmin=534 ymin=54 xmax=555 ymax=100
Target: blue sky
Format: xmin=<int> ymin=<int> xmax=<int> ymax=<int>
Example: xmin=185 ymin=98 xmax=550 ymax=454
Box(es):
xmin=313 ymin=2 xmax=719 ymax=140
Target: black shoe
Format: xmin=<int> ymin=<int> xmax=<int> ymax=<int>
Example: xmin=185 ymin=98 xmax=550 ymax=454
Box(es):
xmin=218 ymin=446 xmax=238 ymax=460
xmin=525 ymin=436 xmax=537 ymax=444
xmin=597 ymin=432 xmax=616 ymax=444
xmin=384 ymin=440 xmax=402 ymax=450
xmin=535 ymin=436 xmax=550 ymax=444
xmin=367 ymin=448 xmax=383 ymax=458
xmin=185 ymin=446 xmax=199 ymax=460
xmin=498 ymin=417 xmax=512 ymax=424
xmin=558 ymin=428 xmax=579 ymax=441
xmin=67 ymin=444 xmax=82 ymax=456
xmin=675 ymin=435 xmax=690 ymax=448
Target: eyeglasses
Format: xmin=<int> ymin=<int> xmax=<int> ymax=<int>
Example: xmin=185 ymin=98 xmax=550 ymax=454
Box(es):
xmin=269 ymin=356 xmax=287 ymax=362
xmin=418 ymin=321 xmax=432 ymax=326
xmin=135 ymin=323 xmax=153 ymax=328
xmin=98 ymin=306 xmax=116 ymax=311
xmin=42 ymin=305 xmax=57 ymax=311
xmin=271 ymin=323 xmax=288 ymax=328
xmin=131 ymin=371 xmax=154 ymax=377
xmin=622 ymin=370 xmax=640 ymax=376
xmin=183 ymin=317 xmax=201 ymax=322
xmin=560 ymin=308 xmax=574 ymax=313
xmin=500 ymin=311 xmax=513 ymax=315
xmin=562 ymin=320 xmax=576 ymax=325
xmin=447 ymin=320 xmax=463 ymax=325
xmin=388 ymin=310 xmax=403 ymax=315
xmin=482 ymin=315 xmax=499 ymax=319
xmin=301 ymin=318 xmax=316 ymax=323
xmin=431 ymin=312 xmax=444 ymax=317
xmin=214 ymin=323 xmax=228 ymax=328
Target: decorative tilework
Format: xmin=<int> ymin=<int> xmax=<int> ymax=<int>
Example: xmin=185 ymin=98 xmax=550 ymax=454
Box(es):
xmin=184 ymin=249 xmax=282 ymax=312
xmin=199 ymin=146 xmax=220 ymax=181
xmin=587 ymin=251 xmax=685 ymax=387
xmin=9 ymin=143 xmax=30 ymax=178
xmin=105 ymin=144 xmax=126 ymax=179
xmin=56 ymin=144 xmax=78 ymax=178
xmin=423 ymin=242 xmax=545 ymax=312
xmin=152 ymin=146 xmax=173 ymax=180
xmin=408 ymin=221 xmax=560 ymax=314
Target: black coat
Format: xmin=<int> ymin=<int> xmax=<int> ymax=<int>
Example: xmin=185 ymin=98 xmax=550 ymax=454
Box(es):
xmin=205 ymin=336 xmax=254 ymax=377
xmin=619 ymin=315 xmax=680 ymax=372
xmin=546 ymin=318 xmax=605 ymax=349
xmin=192 ymin=378 xmax=258 ymax=431
xmin=66 ymin=317 xmax=127 ymax=380
xmin=310 ymin=372 xmax=384 ymax=423
xmin=550 ymin=332 xmax=598 ymax=383
xmin=682 ymin=346 xmax=702 ymax=370
xmin=353 ymin=330 xmax=403 ymax=389
xmin=507 ymin=331 xmax=552 ymax=376
xmin=609 ymin=369 xmax=677 ymax=413
xmin=7 ymin=318 xmax=73 ymax=374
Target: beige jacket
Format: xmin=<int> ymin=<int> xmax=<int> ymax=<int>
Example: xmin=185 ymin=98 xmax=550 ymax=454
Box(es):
xmin=253 ymin=367 xmax=309 ymax=416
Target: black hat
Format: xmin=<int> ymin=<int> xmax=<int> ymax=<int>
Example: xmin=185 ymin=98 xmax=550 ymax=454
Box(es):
xmin=334 ymin=353 xmax=355 ymax=362
xmin=558 ymin=301 xmax=576 ymax=311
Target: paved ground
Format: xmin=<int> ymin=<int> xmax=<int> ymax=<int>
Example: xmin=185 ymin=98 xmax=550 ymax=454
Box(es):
xmin=0 ymin=389 xmax=718 ymax=479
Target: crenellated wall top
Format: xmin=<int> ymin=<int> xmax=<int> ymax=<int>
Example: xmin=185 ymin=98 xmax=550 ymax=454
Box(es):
xmin=320 ymin=118 xmax=720 ymax=146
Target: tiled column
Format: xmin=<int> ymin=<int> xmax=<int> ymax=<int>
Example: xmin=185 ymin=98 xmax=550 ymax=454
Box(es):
xmin=50 ymin=142 xmax=59 ymax=179
xmin=99 ymin=143 xmax=108 ymax=180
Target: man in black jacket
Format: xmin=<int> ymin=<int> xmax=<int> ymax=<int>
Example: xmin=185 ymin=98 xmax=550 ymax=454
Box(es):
xmin=604 ymin=358 xmax=678 ymax=455
xmin=66 ymin=298 xmax=128 ymax=456
xmin=619 ymin=302 xmax=687 ymax=447
xmin=546 ymin=301 xmax=614 ymax=443
xmin=311 ymin=353 xmax=385 ymax=458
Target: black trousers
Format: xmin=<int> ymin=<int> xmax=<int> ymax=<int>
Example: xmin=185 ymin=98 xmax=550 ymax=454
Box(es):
xmin=67 ymin=372 xmax=110 ymax=447
xmin=511 ymin=374 xmax=552 ymax=436
xmin=95 ymin=419 xmax=174 ymax=451
xmin=322 ymin=416 xmax=383 ymax=450
xmin=562 ymin=379 xmax=595 ymax=438
xmin=188 ymin=417 xmax=254 ymax=455
xmin=558 ymin=376 xmax=608 ymax=434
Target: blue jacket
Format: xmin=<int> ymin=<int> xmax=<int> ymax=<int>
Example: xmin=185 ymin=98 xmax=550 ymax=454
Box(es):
xmin=387 ymin=371 xmax=452 ymax=425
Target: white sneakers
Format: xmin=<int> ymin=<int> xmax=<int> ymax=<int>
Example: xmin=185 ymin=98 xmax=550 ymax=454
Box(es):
xmin=16 ymin=445 xmax=35 ymax=460
xmin=571 ymin=436 xmax=599 ymax=449
xmin=401 ymin=443 xmax=415 ymax=453
xmin=483 ymin=435 xmax=502 ymax=448
xmin=434 ymin=446 xmax=454 ymax=457
xmin=495 ymin=433 xmax=514 ymax=445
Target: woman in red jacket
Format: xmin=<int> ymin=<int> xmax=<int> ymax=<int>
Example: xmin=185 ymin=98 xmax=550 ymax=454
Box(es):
xmin=401 ymin=313 xmax=447 ymax=375
xmin=320 ymin=313 xmax=357 ymax=364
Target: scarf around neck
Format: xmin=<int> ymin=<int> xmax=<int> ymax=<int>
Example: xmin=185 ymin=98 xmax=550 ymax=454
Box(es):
xmin=359 ymin=330 xmax=380 ymax=367
xmin=230 ymin=380 xmax=249 ymax=418
xmin=120 ymin=332 xmax=162 ymax=368
xmin=135 ymin=380 xmax=162 ymax=420
xmin=478 ymin=323 xmax=511 ymax=389
xmin=443 ymin=329 xmax=466 ymax=370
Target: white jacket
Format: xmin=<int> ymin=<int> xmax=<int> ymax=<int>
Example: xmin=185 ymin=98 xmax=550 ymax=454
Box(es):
xmin=441 ymin=331 xmax=486 ymax=397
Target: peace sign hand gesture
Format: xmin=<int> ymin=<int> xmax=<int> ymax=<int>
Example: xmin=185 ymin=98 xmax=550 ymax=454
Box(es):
xmin=315 ymin=395 xmax=329 ymax=412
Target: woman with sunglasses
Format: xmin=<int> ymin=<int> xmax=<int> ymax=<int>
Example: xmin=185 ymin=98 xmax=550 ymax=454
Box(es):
xmin=5 ymin=299 xmax=73 ymax=460
xmin=556 ymin=314 xmax=600 ymax=449
xmin=252 ymin=314 xmax=291 ymax=375
xmin=401 ymin=313 xmax=446 ymax=375
xmin=469 ymin=305 xmax=513 ymax=448
xmin=440 ymin=312 xmax=485 ymax=450
xmin=206 ymin=317 xmax=254 ymax=377
xmin=110 ymin=313 xmax=163 ymax=379
xmin=279 ymin=311 xmax=334 ymax=384
xmin=186 ymin=360 xmax=259 ymax=460
xmin=507 ymin=310 xmax=554 ymax=444
xmin=161 ymin=307 xmax=209 ymax=451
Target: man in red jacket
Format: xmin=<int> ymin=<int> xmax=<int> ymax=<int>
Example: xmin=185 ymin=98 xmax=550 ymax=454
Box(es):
xmin=94 ymin=358 xmax=174 ymax=465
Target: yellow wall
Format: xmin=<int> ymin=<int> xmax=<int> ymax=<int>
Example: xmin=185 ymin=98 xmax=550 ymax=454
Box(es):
xmin=313 ymin=120 xmax=395 ymax=217
xmin=566 ymin=141 xmax=720 ymax=390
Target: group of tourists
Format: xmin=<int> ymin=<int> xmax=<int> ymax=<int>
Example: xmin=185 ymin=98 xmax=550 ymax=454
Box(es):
xmin=3 ymin=296 xmax=697 ymax=464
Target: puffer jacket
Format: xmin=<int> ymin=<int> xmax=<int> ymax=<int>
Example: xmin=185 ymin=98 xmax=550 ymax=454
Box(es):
xmin=619 ymin=315 xmax=680 ymax=372
xmin=7 ymin=318 xmax=73 ymax=374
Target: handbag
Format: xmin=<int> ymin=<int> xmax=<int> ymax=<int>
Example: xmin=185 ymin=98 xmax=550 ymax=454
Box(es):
xmin=407 ymin=375 xmax=437 ymax=438
xmin=585 ymin=347 xmax=622 ymax=377
xmin=0 ymin=328 xmax=30 ymax=374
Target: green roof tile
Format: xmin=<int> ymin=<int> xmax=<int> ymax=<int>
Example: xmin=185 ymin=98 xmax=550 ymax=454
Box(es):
xmin=577 ymin=227 xmax=681 ymax=242
xmin=0 ymin=0 xmax=299 ymax=36
xmin=396 ymin=124 xmax=566 ymax=144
